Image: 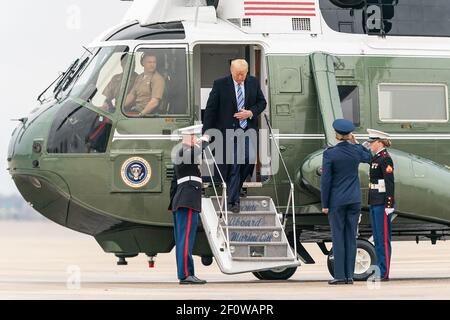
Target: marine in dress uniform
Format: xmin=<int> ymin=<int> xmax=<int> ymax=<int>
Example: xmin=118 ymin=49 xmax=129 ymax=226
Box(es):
xmin=320 ymin=119 xmax=372 ymax=285
xmin=168 ymin=124 xmax=207 ymax=285
xmin=366 ymin=129 xmax=395 ymax=281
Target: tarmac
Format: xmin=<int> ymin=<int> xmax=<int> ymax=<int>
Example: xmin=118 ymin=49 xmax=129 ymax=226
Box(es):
xmin=1 ymin=221 xmax=450 ymax=300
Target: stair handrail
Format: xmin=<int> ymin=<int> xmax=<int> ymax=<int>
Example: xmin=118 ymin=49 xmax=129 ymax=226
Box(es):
xmin=263 ymin=114 xmax=298 ymax=259
xmin=203 ymin=145 xmax=230 ymax=248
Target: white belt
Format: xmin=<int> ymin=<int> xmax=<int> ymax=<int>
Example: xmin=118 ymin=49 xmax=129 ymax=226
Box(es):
xmin=177 ymin=176 xmax=202 ymax=185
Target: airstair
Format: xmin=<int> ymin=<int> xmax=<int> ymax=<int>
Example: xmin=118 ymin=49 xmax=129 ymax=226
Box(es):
xmin=200 ymin=116 xmax=300 ymax=274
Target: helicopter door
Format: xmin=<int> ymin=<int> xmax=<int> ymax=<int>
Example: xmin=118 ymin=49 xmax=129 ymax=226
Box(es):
xmin=192 ymin=43 xmax=268 ymax=183
xmin=310 ymin=52 xmax=344 ymax=147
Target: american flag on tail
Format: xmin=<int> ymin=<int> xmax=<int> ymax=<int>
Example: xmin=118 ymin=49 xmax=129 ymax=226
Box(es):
xmin=243 ymin=0 xmax=317 ymax=17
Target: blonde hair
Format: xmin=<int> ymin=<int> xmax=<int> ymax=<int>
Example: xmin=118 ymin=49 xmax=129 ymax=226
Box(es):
xmin=335 ymin=133 xmax=351 ymax=141
xmin=230 ymin=59 xmax=249 ymax=72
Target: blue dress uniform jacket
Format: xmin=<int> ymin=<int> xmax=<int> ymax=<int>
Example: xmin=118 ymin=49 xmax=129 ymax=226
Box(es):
xmin=168 ymin=143 xmax=204 ymax=212
xmin=320 ymin=141 xmax=372 ymax=209
xmin=368 ymin=149 xmax=395 ymax=208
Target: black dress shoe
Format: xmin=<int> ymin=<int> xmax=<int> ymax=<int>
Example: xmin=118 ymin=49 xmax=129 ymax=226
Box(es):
xmin=179 ymin=276 xmax=207 ymax=285
xmin=231 ymin=205 xmax=240 ymax=213
xmin=191 ymin=276 xmax=207 ymax=284
xmin=346 ymin=279 xmax=354 ymax=285
xmin=328 ymin=279 xmax=347 ymax=285
xmin=381 ymin=277 xmax=390 ymax=282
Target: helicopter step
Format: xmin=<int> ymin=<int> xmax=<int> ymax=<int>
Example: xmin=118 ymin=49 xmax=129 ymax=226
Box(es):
xmin=200 ymin=196 xmax=300 ymax=274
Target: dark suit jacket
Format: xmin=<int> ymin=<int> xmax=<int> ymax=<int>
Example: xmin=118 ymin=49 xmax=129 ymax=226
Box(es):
xmin=203 ymin=75 xmax=267 ymax=134
xmin=320 ymin=141 xmax=372 ymax=209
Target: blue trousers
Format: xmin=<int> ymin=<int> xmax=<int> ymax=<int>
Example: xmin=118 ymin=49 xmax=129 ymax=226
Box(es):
xmin=370 ymin=204 xmax=392 ymax=279
xmin=328 ymin=203 xmax=361 ymax=280
xmin=173 ymin=207 xmax=199 ymax=280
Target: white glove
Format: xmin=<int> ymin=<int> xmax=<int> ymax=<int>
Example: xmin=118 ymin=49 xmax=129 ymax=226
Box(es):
xmin=362 ymin=141 xmax=371 ymax=150
xmin=385 ymin=208 xmax=395 ymax=215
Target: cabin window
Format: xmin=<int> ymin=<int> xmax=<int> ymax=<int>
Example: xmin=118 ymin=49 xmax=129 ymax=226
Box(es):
xmin=122 ymin=48 xmax=189 ymax=117
xmin=378 ymin=84 xmax=448 ymax=122
xmin=47 ymin=101 xmax=112 ymax=154
xmin=338 ymin=85 xmax=360 ymax=127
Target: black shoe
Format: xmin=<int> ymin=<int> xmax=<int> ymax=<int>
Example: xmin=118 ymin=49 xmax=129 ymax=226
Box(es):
xmin=231 ymin=204 xmax=240 ymax=213
xmin=346 ymin=279 xmax=354 ymax=285
xmin=381 ymin=277 xmax=390 ymax=282
xmin=328 ymin=279 xmax=347 ymax=285
xmin=179 ymin=276 xmax=207 ymax=285
xmin=191 ymin=276 xmax=207 ymax=284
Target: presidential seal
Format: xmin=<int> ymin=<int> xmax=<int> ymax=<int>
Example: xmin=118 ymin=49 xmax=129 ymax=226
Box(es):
xmin=121 ymin=157 xmax=152 ymax=188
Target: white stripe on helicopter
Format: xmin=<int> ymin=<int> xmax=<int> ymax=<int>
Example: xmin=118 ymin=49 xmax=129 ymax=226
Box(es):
xmin=112 ymin=131 xmax=450 ymax=141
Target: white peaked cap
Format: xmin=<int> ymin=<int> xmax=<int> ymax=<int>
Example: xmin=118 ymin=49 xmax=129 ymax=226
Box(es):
xmin=178 ymin=124 xmax=203 ymax=135
xmin=367 ymin=129 xmax=391 ymax=141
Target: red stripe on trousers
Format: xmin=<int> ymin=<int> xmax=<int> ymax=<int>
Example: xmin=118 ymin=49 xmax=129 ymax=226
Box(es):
xmin=184 ymin=208 xmax=193 ymax=279
xmin=384 ymin=210 xmax=390 ymax=278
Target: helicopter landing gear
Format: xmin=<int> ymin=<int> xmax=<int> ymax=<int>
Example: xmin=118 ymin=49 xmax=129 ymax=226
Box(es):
xmin=115 ymin=254 xmax=138 ymax=266
xmin=327 ymin=239 xmax=377 ymax=281
xmin=252 ymin=267 xmax=298 ymax=281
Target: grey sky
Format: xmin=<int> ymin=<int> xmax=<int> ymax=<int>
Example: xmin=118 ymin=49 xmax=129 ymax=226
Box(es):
xmin=0 ymin=1 xmax=131 ymax=195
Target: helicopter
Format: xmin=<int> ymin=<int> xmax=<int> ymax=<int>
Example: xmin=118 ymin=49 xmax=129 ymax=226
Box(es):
xmin=8 ymin=0 xmax=450 ymax=281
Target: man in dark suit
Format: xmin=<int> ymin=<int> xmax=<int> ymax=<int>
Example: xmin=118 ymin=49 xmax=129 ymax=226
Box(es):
xmin=202 ymin=59 xmax=267 ymax=213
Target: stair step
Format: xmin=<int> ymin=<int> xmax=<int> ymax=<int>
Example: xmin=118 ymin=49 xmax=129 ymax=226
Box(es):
xmin=228 ymin=227 xmax=284 ymax=243
xmin=216 ymin=211 xmax=277 ymax=215
xmin=222 ymin=214 xmax=277 ymax=227
xmin=232 ymin=257 xmax=297 ymax=262
xmin=210 ymin=197 xmax=274 ymax=212
xmin=229 ymin=242 xmax=290 ymax=258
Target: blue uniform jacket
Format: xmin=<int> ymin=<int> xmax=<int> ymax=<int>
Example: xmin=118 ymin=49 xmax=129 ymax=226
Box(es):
xmin=320 ymin=141 xmax=372 ymax=208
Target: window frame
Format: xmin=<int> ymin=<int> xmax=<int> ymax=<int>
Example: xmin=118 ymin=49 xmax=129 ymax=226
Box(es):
xmin=338 ymin=84 xmax=361 ymax=127
xmin=377 ymin=82 xmax=449 ymax=123
xmin=121 ymin=43 xmax=191 ymax=118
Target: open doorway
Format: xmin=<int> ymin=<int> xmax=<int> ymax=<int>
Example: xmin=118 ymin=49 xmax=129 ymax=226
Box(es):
xmin=192 ymin=43 xmax=269 ymax=184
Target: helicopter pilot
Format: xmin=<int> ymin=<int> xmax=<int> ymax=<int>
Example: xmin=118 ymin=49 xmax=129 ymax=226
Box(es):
xmin=320 ymin=119 xmax=372 ymax=285
xmin=123 ymin=52 xmax=165 ymax=116
xmin=168 ymin=124 xmax=208 ymax=285
xmin=366 ymin=129 xmax=395 ymax=281
xmin=102 ymin=53 xmax=138 ymax=112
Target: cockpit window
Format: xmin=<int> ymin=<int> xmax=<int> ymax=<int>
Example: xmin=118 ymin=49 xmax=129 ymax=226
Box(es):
xmin=61 ymin=46 xmax=130 ymax=114
xmin=122 ymin=48 xmax=189 ymax=117
xmin=47 ymin=100 xmax=113 ymax=154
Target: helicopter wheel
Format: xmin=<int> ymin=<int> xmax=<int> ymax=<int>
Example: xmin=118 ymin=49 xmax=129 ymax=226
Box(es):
xmin=252 ymin=267 xmax=298 ymax=281
xmin=327 ymin=239 xmax=377 ymax=281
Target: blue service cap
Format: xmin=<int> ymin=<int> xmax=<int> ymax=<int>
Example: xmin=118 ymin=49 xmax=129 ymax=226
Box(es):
xmin=332 ymin=119 xmax=355 ymax=135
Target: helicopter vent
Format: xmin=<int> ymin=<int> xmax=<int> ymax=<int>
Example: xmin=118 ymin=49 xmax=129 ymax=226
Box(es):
xmin=227 ymin=18 xmax=252 ymax=28
xmin=292 ymin=18 xmax=311 ymax=31
xmin=242 ymin=18 xmax=251 ymax=28
xmin=165 ymin=164 xmax=175 ymax=180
